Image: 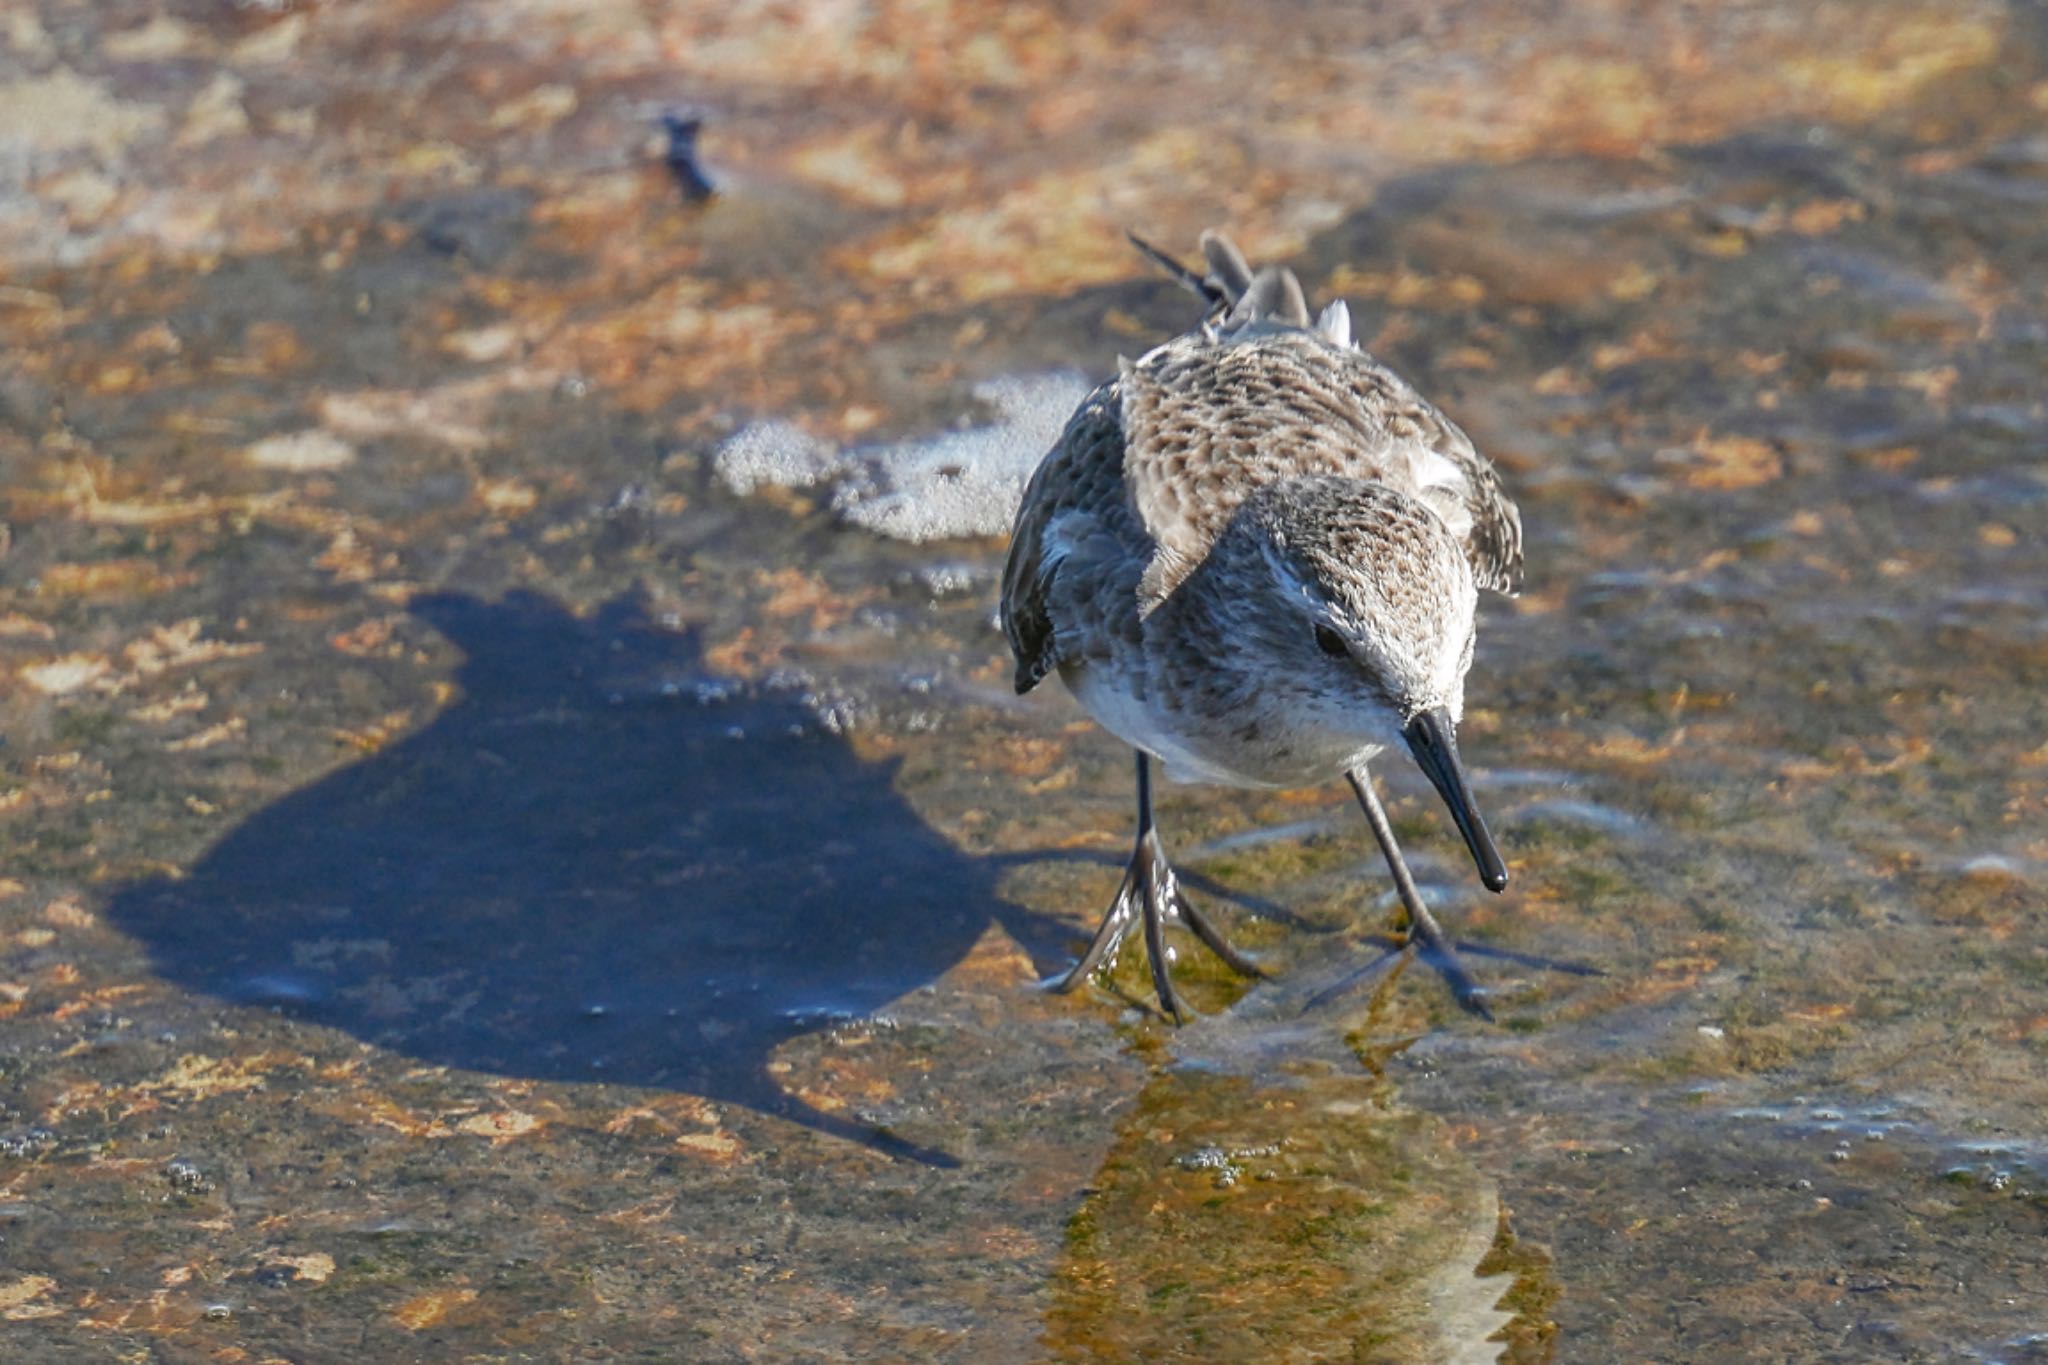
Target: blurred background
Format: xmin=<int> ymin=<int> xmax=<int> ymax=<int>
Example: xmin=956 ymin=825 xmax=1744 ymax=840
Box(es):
xmin=2 ymin=2 xmax=2045 ymax=1358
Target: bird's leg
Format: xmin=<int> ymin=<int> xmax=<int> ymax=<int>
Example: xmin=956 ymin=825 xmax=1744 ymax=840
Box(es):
xmin=1054 ymin=752 xmax=1262 ymax=1021
xmin=1346 ymin=768 xmax=1494 ymax=1021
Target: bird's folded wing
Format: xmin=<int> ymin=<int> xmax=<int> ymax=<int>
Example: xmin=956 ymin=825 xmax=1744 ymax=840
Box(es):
xmin=999 ymin=382 xmax=1129 ymax=693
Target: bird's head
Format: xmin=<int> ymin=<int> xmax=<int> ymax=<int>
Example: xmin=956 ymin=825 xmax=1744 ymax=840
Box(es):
xmin=1234 ymin=475 xmax=1507 ymax=891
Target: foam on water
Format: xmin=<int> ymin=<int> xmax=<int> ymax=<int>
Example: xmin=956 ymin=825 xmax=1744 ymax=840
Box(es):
xmin=834 ymin=372 xmax=1093 ymax=542
xmin=711 ymin=419 xmax=848 ymax=495
xmin=713 ymin=373 xmax=1094 ymax=543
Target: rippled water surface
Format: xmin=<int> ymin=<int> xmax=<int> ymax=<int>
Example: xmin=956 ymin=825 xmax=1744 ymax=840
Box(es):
xmin=2 ymin=1 xmax=2045 ymax=1358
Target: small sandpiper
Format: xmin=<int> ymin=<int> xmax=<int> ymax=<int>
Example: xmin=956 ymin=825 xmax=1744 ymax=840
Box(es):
xmin=1000 ymin=230 xmax=1522 ymax=1021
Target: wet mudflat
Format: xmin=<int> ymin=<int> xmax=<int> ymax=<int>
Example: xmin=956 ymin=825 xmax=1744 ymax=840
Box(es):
xmin=2 ymin=1 xmax=2046 ymax=1359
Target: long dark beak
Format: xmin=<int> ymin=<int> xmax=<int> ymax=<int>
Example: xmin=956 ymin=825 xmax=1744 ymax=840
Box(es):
xmin=1402 ymin=707 xmax=1508 ymax=892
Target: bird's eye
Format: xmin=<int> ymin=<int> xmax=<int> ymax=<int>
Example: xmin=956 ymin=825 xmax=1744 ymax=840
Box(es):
xmin=1313 ymin=623 xmax=1349 ymax=659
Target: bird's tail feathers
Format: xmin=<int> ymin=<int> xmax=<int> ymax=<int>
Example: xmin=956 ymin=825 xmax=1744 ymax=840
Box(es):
xmin=1127 ymin=228 xmax=1348 ymax=344
xmin=1198 ymin=229 xmax=1255 ymax=302
xmin=1125 ymin=230 xmax=1228 ymax=310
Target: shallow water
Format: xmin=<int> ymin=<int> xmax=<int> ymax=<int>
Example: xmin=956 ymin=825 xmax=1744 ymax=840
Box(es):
xmin=3 ymin=1 xmax=2047 ymax=1358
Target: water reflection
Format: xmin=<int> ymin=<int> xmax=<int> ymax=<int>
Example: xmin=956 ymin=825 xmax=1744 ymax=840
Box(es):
xmin=1045 ymin=959 xmax=1554 ymax=1361
xmin=106 ymin=590 xmax=1041 ymax=1164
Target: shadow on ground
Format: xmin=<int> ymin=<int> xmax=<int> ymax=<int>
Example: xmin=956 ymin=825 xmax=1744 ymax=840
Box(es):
xmin=106 ymin=590 xmax=1040 ymax=1165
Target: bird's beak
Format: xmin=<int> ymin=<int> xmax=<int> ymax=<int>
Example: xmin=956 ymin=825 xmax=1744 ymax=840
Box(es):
xmin=1402 ymin=706 xmax=1508 ymax=892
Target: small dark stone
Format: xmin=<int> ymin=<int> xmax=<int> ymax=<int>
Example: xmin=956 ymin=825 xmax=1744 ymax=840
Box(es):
xmin=661 ymin=112 xmax=717 ymax=203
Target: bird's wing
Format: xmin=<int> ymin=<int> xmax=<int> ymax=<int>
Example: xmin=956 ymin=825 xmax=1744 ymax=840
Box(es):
xmin=1194 ymin=233 xmax=1523 ymax=594
xmin=1340 ymin=356 xmax=1524 ymax=595
xmin=999 ymin=381 xmax=1130 ymax=694
xmin=1436 ymin=429 xmax=1523 ymax=595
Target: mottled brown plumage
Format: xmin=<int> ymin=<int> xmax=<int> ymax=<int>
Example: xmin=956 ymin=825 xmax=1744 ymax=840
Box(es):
xmin=999 ymin=230 xmax=1524 ymax=1020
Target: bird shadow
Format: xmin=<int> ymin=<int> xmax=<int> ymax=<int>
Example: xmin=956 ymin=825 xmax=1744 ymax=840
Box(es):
xmin=104 ymin=589 xmax=1066 ymax=1167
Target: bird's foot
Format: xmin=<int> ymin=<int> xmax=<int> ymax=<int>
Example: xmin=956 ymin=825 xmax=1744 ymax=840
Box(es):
xmin=1297 ymin=928 xmax=1490 ymax=1021
xmin=1308 ymin=929 xmax=1604 ymax=1022
xmin=1386 ymin=922 xmax=1494 ymax=1022
xmin=1051 ymin=830 xmax=1261 ymax=1022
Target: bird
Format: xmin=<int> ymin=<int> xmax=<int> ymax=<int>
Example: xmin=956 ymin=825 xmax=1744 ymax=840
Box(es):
xmin=999 ymin=229 xmax=1522 ymax=1021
